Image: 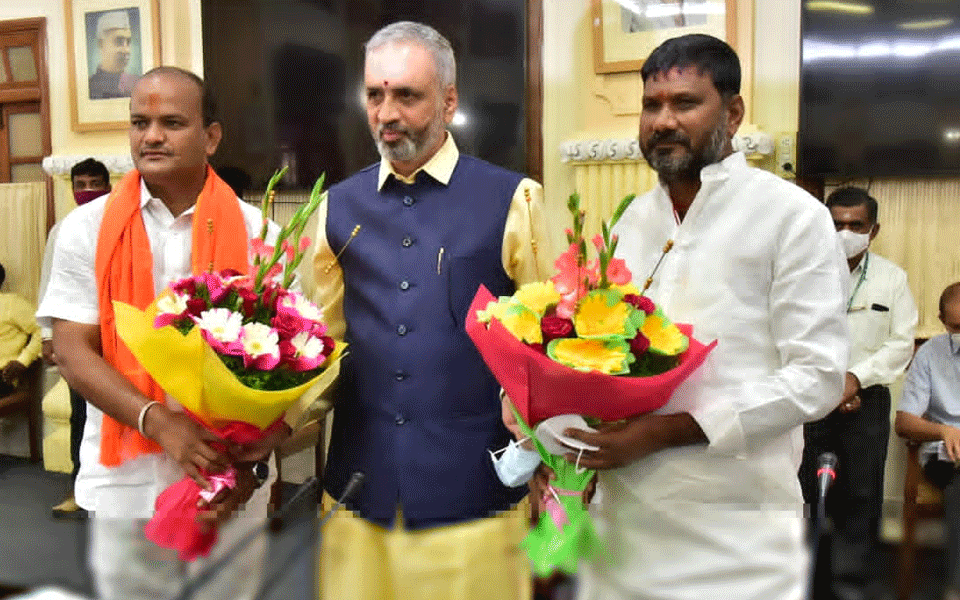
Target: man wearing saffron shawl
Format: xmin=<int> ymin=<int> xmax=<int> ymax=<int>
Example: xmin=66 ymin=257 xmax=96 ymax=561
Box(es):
xmin=37 ymin=67 xmax=287 ymax=600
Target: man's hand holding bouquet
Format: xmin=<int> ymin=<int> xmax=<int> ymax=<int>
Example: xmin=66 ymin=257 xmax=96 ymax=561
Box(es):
xmin=113 ymin=170 xmax=344 ymax=560
xmin=466 ymin=193 xmax=716 ymax=576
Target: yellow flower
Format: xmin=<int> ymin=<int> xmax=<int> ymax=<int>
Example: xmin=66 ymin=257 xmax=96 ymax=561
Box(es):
xmin=547 ymin=338 xmax=632 ymax=374
xmin=477 ymin=298 xmax=512 ymax=324
xmin=641 ymin=310 xmax=689 ymax=356
xmin=500 ymin=305 xmax=543 ymax=344
xmin=574 ymin=290 xmax=636 ymax=339
xmin=514 ymin=280 xmax=562 ymax=315
xmin=610 ymin=282 xmax=640 ymax=296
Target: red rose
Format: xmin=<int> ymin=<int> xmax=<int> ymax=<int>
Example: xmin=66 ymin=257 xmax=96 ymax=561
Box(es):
xmin=541 ymin=315 xmax=574 ymax=345
xmin=185 ymin=297 xmax=207 ymax=317
xmin=629 ymin=332 xmax=650 ymax=356
xmin=623 ymin=294 xmax=656 ymax=315
xmin=238 ymin=288 xmax=258 ymax=317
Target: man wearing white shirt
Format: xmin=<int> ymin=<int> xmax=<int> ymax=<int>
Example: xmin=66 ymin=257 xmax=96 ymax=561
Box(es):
xmin=37 ymin=67 xmax=284 ymax=600
xmin=559 ymin=34 xmax=848 ymax=599
xmin=896 ymin=282 xmax=960 ymax=600
xmin=800 ymin=186 xmax=918 ymax=600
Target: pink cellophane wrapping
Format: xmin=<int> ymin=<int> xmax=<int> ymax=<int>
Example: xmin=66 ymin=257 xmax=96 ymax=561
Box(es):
xmin=465 ymin=285 xmax=718 ymax=425
xmin=143 ymin=417 xmax=286 ymax=561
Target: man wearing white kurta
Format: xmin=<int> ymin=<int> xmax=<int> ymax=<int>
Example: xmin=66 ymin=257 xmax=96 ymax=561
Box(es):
xmin=561 ymin=34 xmax=848 ymax=599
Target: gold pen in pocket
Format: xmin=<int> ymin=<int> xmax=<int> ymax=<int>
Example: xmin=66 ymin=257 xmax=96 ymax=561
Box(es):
xmin=437 ymin=246 xmax=445 ymax=275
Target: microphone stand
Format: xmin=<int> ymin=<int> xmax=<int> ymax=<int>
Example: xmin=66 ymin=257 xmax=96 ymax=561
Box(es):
xmin=251 ymin=472 xmax=365 ymax=600
xmin=172 ymin=471 xmax=365 ymax=600
xmin=808 ymin=452 xmax=837 ymax=600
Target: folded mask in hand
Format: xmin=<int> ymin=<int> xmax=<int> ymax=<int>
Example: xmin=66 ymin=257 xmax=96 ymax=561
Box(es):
xmin=489 ymin=438 xmax=542 ymax=487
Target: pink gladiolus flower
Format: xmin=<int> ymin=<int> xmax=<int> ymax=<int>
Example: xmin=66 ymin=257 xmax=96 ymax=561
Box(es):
xmin=282 ymin=240 xmax=295 ymax=262
xmin=605 ymin=257 xmax=632 ymax=285
xmin=299 ymin=237 xmax=311 ymax=252
xmin=592 ymin=234 xmax=605 ymax=253
xmin=551 ymin=244 xmax=597 ymax=300
xmin=250 ymin=238 xmax=272 ymax=261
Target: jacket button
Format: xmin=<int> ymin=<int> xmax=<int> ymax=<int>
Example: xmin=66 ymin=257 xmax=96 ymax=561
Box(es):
xmin=403 ymin=196 xmax=414 ymax=207
xmin=395 ymin=414 xmax=407 ymax=425
xmin=394 ymin=370 xmax=407 ymax=381
xmin=397 ymin=324 xmax=407 ymax=336
xmin=399 ymin=280 xmax=410 ymax=291
xmin=402 ymin=236 xmax=413 ymax=247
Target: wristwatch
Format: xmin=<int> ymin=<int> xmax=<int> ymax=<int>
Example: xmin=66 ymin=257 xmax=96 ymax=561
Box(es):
xmin=251 ymin=461 xmax=270 ymax=489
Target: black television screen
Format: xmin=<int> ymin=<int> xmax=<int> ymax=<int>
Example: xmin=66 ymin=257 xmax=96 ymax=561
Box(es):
xmin=798 ymin=1 xmax=960 ymax=178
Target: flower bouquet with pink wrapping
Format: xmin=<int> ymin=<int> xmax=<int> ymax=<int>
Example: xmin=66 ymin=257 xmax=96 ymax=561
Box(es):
xmin=113 ymin=171 xmax=344 ymax=560
xmin=466 ymin=193 xmax=716 ymax=575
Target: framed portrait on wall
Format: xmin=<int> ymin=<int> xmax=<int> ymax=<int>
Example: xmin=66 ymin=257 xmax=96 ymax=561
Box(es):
xmin=65 ymin=0 xmax=160 ymax=132
xmin=592 ymin=0 xmax=736 ymax=74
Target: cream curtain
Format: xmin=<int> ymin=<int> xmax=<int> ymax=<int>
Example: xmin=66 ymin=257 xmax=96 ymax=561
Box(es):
xmin=832 ymin=178 xmax=960 ymax=339
xmin=0 ymin=182 xmax=47 ymax=304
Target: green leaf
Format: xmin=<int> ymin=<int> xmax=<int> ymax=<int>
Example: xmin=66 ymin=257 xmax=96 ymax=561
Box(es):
xmin=609 ymin=193 xmax=637 ymax=230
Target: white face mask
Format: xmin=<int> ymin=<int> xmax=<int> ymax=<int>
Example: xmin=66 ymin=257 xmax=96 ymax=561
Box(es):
xmin=837 ymin=229 xmax=871 ymax=259
xmin=488 ymin=438 xmax=541 ymax=488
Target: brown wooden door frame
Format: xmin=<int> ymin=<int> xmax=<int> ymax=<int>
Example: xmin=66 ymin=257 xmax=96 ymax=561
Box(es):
xmin=0 ymin=17 xmax=52 ymax=230
xmin=525 ymin=0 xmax=543 ymax=184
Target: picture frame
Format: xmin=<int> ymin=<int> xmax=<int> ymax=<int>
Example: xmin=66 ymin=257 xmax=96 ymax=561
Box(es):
xmin=64 ymin=0 xmax=160 ymax=132
xmin=592 ymin=0 xmax=737 ymax=74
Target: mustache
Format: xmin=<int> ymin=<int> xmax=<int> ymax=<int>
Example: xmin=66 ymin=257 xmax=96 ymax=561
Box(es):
xmin=378 ymin=123 xmax=408 ymax=136
xmin=646 ymin=131 xmax=691 ymax=148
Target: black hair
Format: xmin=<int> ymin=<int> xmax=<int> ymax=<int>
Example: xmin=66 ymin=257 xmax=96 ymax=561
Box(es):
xmin=0 ymin=263 xmax=5 ymax=288
xmin=641 ymin=34 xmax=741 ymax=99
xmin=137 ymin=66 xmax=218 ymax=126
xmin=940 ymin=282 xmax=960 ymax=316
xmin=825 ymin=186 xmax=879 ymax=225
xmin=70 ymin=158 xmax=110 ymax=185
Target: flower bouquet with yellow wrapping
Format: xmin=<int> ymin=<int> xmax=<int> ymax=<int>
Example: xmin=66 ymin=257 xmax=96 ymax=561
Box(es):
xmin=465 ymin=193 xmax=715 ymax=575
xmin=114 ymin=171 xmax=344 ymax=561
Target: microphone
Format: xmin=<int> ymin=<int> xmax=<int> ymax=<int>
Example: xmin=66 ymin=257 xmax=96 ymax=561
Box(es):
xmin=816 ymin=452 xmax=838 ymax=501
xmin=252 ymin=471 xmax=366 ymax=600
xmin=318 ymin=471 xmax=365 ymax=528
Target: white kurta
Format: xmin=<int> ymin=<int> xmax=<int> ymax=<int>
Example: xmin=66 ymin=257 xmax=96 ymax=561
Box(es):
xmin=579 ymin=152 xmax=849 ymax=600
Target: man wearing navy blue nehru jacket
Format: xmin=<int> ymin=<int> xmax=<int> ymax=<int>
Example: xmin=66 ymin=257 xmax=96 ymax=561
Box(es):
xmin=311 ymin=21 xmax=551 ymax=600
xmin=800 ymin=186 xmax=918 ymax=600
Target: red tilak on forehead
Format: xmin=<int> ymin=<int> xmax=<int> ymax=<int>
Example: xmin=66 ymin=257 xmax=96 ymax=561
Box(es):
xmin=147 ymin=92 xmax=160 ymax=110
xmin=384 ymin=80 xmax=389 ymax=88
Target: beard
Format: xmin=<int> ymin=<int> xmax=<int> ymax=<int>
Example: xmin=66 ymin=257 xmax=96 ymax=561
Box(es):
xmin=641 ymin=117 xmax=729 ymax=183
xmin=373 ymin=108 xmax=446 ymax=165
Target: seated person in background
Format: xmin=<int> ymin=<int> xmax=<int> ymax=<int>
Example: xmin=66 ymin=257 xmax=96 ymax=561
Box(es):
xmin=42 ymin=157 xmax=112 ymax=517
xmin=0 ymin=263 xmax=41 ymax=395
xmin=895 ymin=281 xmax=960 ymax=600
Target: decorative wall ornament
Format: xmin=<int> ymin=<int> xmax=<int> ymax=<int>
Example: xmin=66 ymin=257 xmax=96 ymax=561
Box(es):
xmin=560 ymin=131 xmax=773 ymax=163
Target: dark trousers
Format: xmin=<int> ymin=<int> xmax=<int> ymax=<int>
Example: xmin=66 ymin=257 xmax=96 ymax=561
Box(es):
xmin=800 ymin=384 xmax=891 ymax=600
xmin=923 ymin=458 xmax=960 ymax=591
xmin=69 ymin=387 xmax=86 ymax=481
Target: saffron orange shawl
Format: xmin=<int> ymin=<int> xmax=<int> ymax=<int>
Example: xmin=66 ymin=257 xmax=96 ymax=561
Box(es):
xmin=94 ymin=166 xmax=248 ymax=466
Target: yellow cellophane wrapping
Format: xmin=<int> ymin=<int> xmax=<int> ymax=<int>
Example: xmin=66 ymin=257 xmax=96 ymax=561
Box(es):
xmin=113 ymin=299 xmax=345 ymax=429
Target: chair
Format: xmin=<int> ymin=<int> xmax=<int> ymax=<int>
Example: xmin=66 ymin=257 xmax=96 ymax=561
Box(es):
xmin=898 ymin=440 xmax=945 ymax=600
xmin=269 ymin=415 xmax=326 ymax=512
xmin=0 ymin=360 xmax=43 ymax=462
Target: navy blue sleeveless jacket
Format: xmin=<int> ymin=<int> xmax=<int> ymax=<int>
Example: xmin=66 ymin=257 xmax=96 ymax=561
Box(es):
xmin=323 ymin=155 xmax=528 ymax=529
